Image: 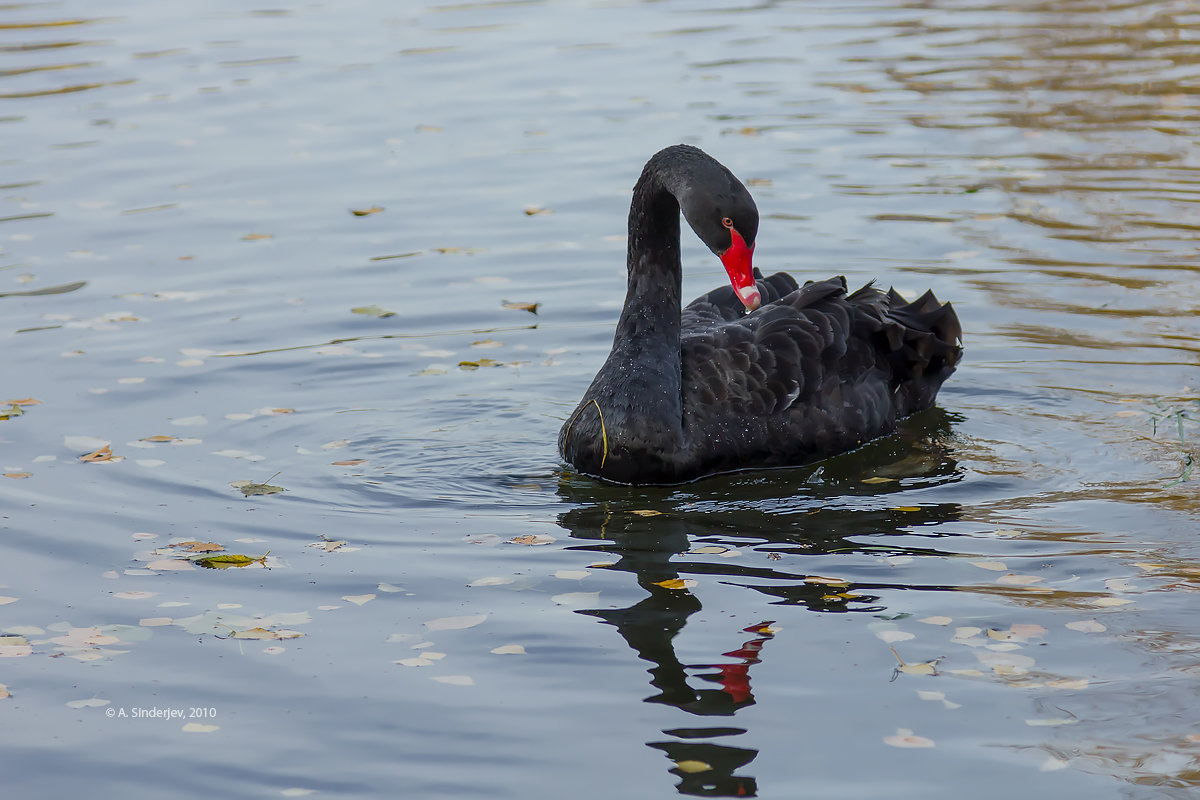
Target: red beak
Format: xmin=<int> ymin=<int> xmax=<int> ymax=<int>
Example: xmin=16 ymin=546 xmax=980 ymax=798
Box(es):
xmin=719 ymin=226 xmax=759 ymax=311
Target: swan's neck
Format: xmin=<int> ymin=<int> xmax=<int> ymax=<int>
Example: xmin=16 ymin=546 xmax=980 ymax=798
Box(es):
xmin=596 ymin=178 xmax=685 ymax=442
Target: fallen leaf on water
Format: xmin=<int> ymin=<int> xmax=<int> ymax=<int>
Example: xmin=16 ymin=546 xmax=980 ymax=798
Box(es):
xmin=192 ymin=553 xmax=268 ymax=569
xmin=231 ymin=480 xmax=284 ymax=497
xmin=350 ymin=206 xmax=384 ymax=216
xmin=630 ymin=509 xmax=662 ymax=517
xmin=113 ymin=591 xmax=157 ymax=600
xmin=1025 ymin=718 xmax=1077 ymax=727
xmin=1045 ymin=678 xmax=1090 ymax=690
xmin=876 ymin=630 xmax=915 ymax=644
xmin=492 ymin=644 xmax=526 ymax=655
xmin=378 ymin=583 xmax=404 ymax=593
xmin=551 ymin=591 xmax=601 ymax=606
xmin=1092 ymin=597 xmax=1134 ymax=607
xmin=523 ymin=205 xmax=552 ymax=215
xmin=458 ymin=358 xmax=502 ymax=369
xmin=553 ymin=570 xmax=591 ymax=580
xmin=80 ymin=445 xmax=122 ymax=463
xmin=471 ymin=339 xmax=503 ymax=348
xmin=425 ymin=614 xmax=488 ymax=632
xmin=432 ymin=675 xmax=474 ymax=686
xmin=861 ymin=476 xmax=895 ymax=484
xmin=804 ymin=576 xmax=850 ymax=586
xmin=139 ymin=617 xmax=172 ymax=627
xmin=501 ymin=300 xmax=540 ymax=314
xmin=181 ymin=723 xmax=220 ymax=733
xmin=3 ymin=472 xmax=31 ymax=479
xmin=242 ymin=233 xmax=273 ymax=241
xmin=996 ymin=573 xmax=1043 ymax=586
xmin=688 ymin=545 xmax=728 ymax=555
xmin=1009 ymin=623 xmax=1048 ymax=639
xmin=230 ymin=627 xmax=304 ymax=640
xmin=1065 ymin=619 xmax=1106 ymax=633
xmin=969 ymin=561 xmax=1007 ymax=571
xmin=342 ymin=594 xmax=375 ymax=606
xmin=918 ymin=616 xmax=953 ymax=626
xmin=172 ymin=541 xmax=224 ymax=553
xmin=0 ymin=404 xmax=25 ymax=420
xmin=674 ymin=761 xmax=712 ymax=774
xmin=507 ymin=534 xmax=555 ymax=546
xmin=890 ymin=647 xmax=939 ymax=675
xmin=884 ymin=728 xmax=935 ymax=748
xmin=653 ymin=579 xmax=696 ymax=590
xmin=469 ymin=576 xmax=515 ymax=587
xmin=893 ymin=506 xmax=922 ymax=512
xmin=5 ymin=398 xmax=40 ymax=406
xmin=146 ymin=559 xmax=195 ymax=571
xmin=330 ymin=459 xmax=367 ymax=467
xmin=309 ymin=539 xmax=347 ymax=552
xmin=351 ymin=305 xmax=395 ymax=318
xmin=66 ymin=698 xmax=110 ymax=708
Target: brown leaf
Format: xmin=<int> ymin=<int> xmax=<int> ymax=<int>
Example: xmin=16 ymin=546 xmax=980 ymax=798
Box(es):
xmin=140 ymin=434 xmax=176 ymax=443
xmin=5 ymin=398 xmax=40 ymax=406
xmin=242 ymin=233 xmax=273 ymax=241
xmin=350 ymin=206 xmax=385 ymax=217
xmin=80 ymin=445 xmax=120 ymax=463
xmin=3 ymin=472 xmax=31 ymax=479
xmin=501 ymin=300 xmax=540 ymax=315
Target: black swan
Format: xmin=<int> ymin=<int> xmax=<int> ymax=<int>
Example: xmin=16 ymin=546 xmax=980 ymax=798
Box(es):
xmin=560 ymin=144 xmax=961 ymax=485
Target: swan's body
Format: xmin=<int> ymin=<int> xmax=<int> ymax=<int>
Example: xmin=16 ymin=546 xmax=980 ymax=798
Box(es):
xmin=560 ymin=145 xmax=961 ymax=485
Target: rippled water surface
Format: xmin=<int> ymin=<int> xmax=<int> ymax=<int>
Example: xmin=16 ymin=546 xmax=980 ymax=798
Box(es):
xmin=3 ymin=1 xmax=1199 ymax=797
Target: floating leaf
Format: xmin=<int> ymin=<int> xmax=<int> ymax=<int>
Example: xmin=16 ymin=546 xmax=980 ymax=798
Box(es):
xmin=893 ymin=506 xmax=922 ymax=512
xmin=230 ymin=627 xmax=304 ymax=640
xmin=66 ymin=698 xmax=110 ymax=708
xmin=523 ymin=205 xmax=552 ymax=216
xmin=491 ymin=644 xmax=525 ymax=655
xmin=192 ymin=553 xmax=268 ymax=569
xmin=996 ymin=573 xmax=1043 ymax=586
xmin=804 ymin=575 xmax=850 ymax=586
xmin=862 ymin=476 xmax=895 ymax=484
xmin=425 ymin=614 xmax=488 ymax=631
xmin=431 ymin=675 xmax=474 ymax=686
xmin=181 ymin=723 xmax=220 ymax=733
xmin=3 ymin=472 xmax=31 ymax=479
xmin=501 ymin=300 xmax=540 ymax=315
xmin=330 ymin=459 xmax=367 ymax=467
xmin=507 ymin=534 xmax=555 ymax=546
xmin=890 ymin=647 xmax=938 ymax=675
xmin=876 ymin=630 xmax=915 ymax=644
xmin=231 ymin=480 xmax=284 ymax=497
xmin=458 ymin=358 xmax=502 ymax=369
xmin=653 ymin=579 xmax=697 ymax=590
xmin=242 ymin=232 xmax=273 ymax=241
xmin=918 ymin=616 xmax=952 ymax=626
xmin=1065 ymin=619 xmax=1106 ymax=633
xmin=674 ymin=761 xmax=712 ymax=774
xmin=884 ymin=728 xmax=935 ymax=748
xmin=80 ymin=445 xmax=122 ymax=463
xmin=0 ymin=404 xmax=25 ymax=421
xmin=1045 ymin=678 xmax=1090 ymax=690
xmin=172 ymin=541 xmax=224 ymax=553
xmin=553 ymin=570 xmax=591 ymax=580
xmin=342 ymin=594 xmax=375 ymax=606
xmin=310 ymin=539 xmax=347 ymax=552
xmin=351 ymin=305 xmax=395 ymax=318
xmin=1092 ymin=596 xmax=1134 ymax=607
xmin=6 ymin=397 xmax=40 ymax=407
xmin=350 ymin=206 xmax=384 ymax=217
xmin=969 ymin=561 xmax=1007 ymax=571
xmin=630 ymin=509 xmax=662 ymax=517
xmin=469 ymin=576 xmax=515 ymax=587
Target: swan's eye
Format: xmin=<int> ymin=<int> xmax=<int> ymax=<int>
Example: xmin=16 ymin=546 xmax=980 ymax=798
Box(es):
xmin=721 ymin=217 xmax=734 ymax=229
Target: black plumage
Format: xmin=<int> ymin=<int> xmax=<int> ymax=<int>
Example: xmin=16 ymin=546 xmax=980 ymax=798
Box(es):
xmin=560 ymin=145 xmax=962 ymax=484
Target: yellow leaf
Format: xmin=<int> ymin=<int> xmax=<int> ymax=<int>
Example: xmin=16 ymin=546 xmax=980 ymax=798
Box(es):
xmin=893 ymin=506 xmax=922 ymax=512
xmin=523 ymin=205 xmax=552 ymax=215
xmin=140 ymin=434 xmax=176 ymax=442
xmin=242 ymin=232 xmax=273 ymax=241
xmin=3 ymin=472 xmax=31 ymax=479
xmin=653 ymin=579 xmax=697 ymax=590
xmin=630 ymin=509 xmax=662 ymax=517
xmin=350 ymin=205 xmax=384 ymax=216
xmin=5 ymin=398 xmax=40 ymax=406
xmin=674 ymin=760 xmax=712 ymax=774
xmin=862 ymin=476 xmax=895 ymax=484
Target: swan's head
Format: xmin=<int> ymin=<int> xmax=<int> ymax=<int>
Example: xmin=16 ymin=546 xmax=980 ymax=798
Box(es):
xmin=679 ymin=162 xmax=761 ymax=312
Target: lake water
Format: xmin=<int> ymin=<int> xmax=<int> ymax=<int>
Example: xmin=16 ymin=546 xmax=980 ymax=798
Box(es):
xmin=2 ymin=0 xmax=1199 ymax=797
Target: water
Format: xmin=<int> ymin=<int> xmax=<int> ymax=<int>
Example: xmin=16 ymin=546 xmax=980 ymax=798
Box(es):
xmin=2 ymin=0 xmax=1198 ymax=797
